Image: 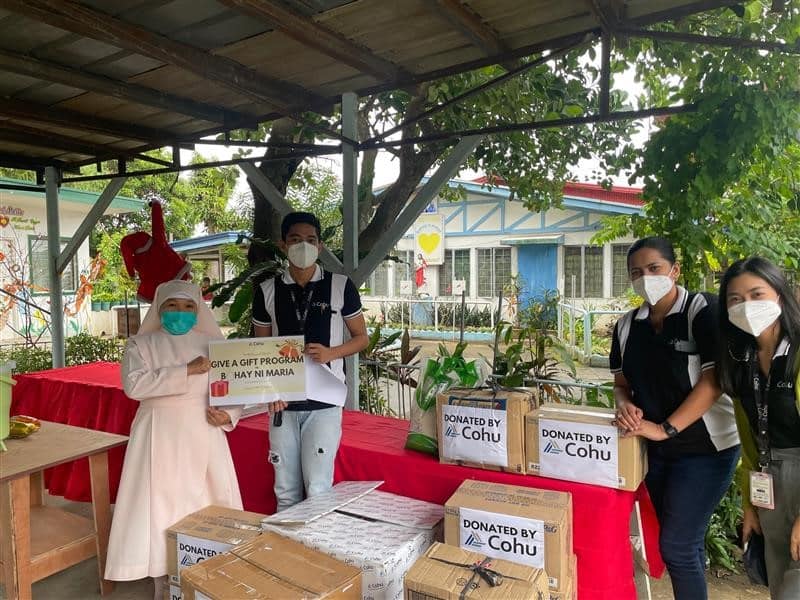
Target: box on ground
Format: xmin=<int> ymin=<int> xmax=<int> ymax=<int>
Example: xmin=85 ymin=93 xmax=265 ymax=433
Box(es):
xmin=180 ymin=530 xmax=362 ymax=600
xmin=526 ymin=403 xmax=647 ymax=491
xmin=166 ymin=505 xmax=266 ymax=585
xmin=444 ymin=480 xmax=572 ymax=591
xmin=548 ymin=554 xmax=576 ymax=600
xmin=437 ymin=388 xmax=535 ymax=473
xmin=262 ymin=481 xmax=444 ymax=600
xmin=404 ymin=542 xmax=549 ymax=600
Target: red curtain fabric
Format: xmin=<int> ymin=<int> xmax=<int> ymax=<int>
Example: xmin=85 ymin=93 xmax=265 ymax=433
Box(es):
xmin=10 ymin=363 xmax=664 ymax=599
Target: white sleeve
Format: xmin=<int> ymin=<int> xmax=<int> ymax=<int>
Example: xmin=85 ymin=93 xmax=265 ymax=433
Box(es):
xmin=121 ymin=340 xmax=189 ymax=400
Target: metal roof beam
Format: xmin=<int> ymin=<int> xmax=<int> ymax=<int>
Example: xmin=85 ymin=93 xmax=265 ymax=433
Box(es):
xmin=0 ymin=0 xmax=323 ymax=112
xmin=0 ymin=123 xmax=114 ymax=156
xmin=432 ymin=0 xmax=506 ymax=57
xmin=619 ymin=27 xmax=800 ymax=54
xmin=218 ymin=0 xmax=409 ymax=82
xmin=0 ymin=98 xmax=168 ymax=142
xmin=0 ymin=48 xmax=256 ymax=126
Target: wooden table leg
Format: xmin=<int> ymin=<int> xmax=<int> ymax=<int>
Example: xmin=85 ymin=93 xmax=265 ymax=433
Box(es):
xmin=88 ymin=452 xmax=114 ymax=596
xmin=1 ymin=477 xmax=32 ymax=600
xmin=29 ymin=472 xmax=44 ymax=507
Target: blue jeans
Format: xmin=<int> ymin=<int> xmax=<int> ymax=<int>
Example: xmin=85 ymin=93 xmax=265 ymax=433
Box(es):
xmin=646 ymin=445 xmax=740 ymax=600
xmin=268 ymin=407 xmax=343 ymax=512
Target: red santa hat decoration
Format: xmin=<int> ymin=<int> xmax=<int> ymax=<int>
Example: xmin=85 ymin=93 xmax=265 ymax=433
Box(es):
xmin=120 ymin=199 xmax=191 ymax=302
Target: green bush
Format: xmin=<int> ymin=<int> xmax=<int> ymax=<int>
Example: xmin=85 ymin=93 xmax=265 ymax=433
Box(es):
xmin=65 ymin=333 xmax=126 ymax=365
xmin=705 ymin=478 xmax=743 ymax=573
xmin=0 ymin=333 xmax=127 ymax=374
xmin=0 ymin=346 xmax=52 ymax=374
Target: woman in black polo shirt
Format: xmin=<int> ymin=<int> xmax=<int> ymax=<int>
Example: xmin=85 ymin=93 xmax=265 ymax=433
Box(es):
xmin=610 ymin=237 xmax=740 ymax=600
xmin=717 ymin=257 xmax=800 ymax=599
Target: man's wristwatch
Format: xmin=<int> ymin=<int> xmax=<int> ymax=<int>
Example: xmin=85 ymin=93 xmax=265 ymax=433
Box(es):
xmin=661 ymin=420 xmax=679 ymax=438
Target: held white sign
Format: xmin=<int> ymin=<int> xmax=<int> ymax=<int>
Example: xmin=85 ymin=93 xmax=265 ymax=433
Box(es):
xmin=538 ymin=418 xmax=619 ymax=487
xmin=169 ymin=585 xmax=181 ymax=600
xmin=441 ymin=404 xmax=508 ymax=467
xmin=458 ymin=507 xmax=545 ymax=569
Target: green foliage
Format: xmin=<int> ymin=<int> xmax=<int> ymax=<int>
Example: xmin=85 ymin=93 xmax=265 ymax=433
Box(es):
xmin=705 ymin=478 xmax=743 ymax=573
xmin=0 ymin=346 xmax=51 ymax=374
xmin=0 ymin=333 xmax=126 ymax=374
xmin=65 ymin=333 xmax=125 ymax=365
xmin=493 ymin=291 xmax=576 ymax=397
xmin=596 ymin=2 xmax=800 ymax=285
xmin=286 ymin=164 xmax=343 ymax=251
xmin=92 ymin=230 xmax=137 ymax=302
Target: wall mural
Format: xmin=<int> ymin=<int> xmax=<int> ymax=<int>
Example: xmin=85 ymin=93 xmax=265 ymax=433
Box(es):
xmin=0 ymin=205 xmax=105 ymax=342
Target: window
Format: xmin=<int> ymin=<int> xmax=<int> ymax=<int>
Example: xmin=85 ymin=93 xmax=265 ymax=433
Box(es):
xmin=29 ymin=236 xmax=77 ymax=293
xmin=612 ymin=244 xmax=631 ymax=296
xmin=438 ymin=249 xmax=471 ymax=296
xmin=477 ymin=247 xmax=511 ymax=297
xmin=563 ymin=245 xmax=603 ymax=298
xmin=392 ymin=250 xmax=416 ymax=295
xmin=367 ymin=260 xmax=390 ymax=296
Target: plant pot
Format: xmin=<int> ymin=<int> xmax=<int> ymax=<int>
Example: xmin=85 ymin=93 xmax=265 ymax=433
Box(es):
xmin=101 ymin=301 xmax=111 ymax=310
xmin=91 ymin=301 xmax=101 ymax=311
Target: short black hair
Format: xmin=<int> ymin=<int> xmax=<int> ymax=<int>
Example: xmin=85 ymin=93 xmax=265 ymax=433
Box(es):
xmin=281 ymin=211 xmax=321 ymax=241
xmin=201 ymin=276 xmax=211 ymax=283
xmin=627 ymin=236 xmax=676 ymax=269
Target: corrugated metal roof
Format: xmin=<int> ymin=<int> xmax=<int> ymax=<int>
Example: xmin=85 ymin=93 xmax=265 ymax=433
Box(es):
xmin=0 ymin=0 xmax=746 ymax=170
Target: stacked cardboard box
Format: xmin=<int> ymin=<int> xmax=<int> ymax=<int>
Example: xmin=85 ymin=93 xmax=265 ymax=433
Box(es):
xmin=262 ymin=481 xmax=444 ymax=600
xmin=404 ymin=542 xmax=549 ymax=599
xmin=437 ymin=388 xmax=536 ymax=473
xmin=180 ymin=531 xmax=362 ymax=599
xmin=548 ymin=554 xmax=577 ymax=600
xmin=166 ymin=505 xmax=266 ymax=587
xmin=444 ymin=480 xmax=572 ymax=592
xmin=526 ymin=403 xmax=647 ymax=491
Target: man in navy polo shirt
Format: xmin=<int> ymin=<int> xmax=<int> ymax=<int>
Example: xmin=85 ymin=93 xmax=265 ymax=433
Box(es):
xmin=252 ymin=212 xmax=368 ymax=511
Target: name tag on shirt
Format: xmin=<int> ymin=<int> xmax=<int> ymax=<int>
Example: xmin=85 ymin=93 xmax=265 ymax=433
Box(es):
xmin=749 ymin=471 xmax=775 ymax=510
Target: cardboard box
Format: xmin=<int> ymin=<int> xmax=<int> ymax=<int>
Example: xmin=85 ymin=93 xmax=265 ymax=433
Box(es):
xmin=166 ymin=505 xmax=266 ymax=585
xmin=526 ymin=403 xmax=647 ymax=491
xmin=180 ymin=531 xmax=362 ymax=600
xmin=262 ymin=481 xmax=444 ymax=600
xmin=167 ymin=584 xmax=180 ymax=600
xmin=548 ymin=555 xmax=577 ymax=600
xmin=404 ymin=542 xmax=549 ymax=599
xmin=437 ymin=388 xmax=535 ymax=473
xmin=444 ymin=481 xmax=572 ymax=591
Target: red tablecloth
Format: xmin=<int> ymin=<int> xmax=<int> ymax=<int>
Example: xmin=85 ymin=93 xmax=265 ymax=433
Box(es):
xmin=11 ymin=362 xmax=664 ymax=599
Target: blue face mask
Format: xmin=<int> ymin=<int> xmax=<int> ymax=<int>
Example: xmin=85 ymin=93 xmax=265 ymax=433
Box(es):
xmin=160 ymin=311 xmax=197 ymax=335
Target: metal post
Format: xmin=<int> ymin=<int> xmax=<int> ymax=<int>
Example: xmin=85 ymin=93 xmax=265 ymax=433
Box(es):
xmin=459 ymin=290 xmax=466 ymax=345
xmin=45 ymin=166 xmax=65 ymax=368
xmin=341 ymin=91 xmax=360 ymax=410
xmin=584 ymin=311 xmax=593 ymax=360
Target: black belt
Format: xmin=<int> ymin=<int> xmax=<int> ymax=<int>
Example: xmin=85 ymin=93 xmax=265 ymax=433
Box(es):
xmin=284 ymin=399 xmax=334 ymax=411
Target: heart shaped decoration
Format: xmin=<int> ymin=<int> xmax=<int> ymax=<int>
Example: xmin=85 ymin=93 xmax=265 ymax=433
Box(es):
xmin=418 ymin=232 xmax=441 ymax=254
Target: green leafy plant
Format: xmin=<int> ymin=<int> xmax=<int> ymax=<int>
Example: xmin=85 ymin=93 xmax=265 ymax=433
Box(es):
xmin=65 ymin=333 xmax=126 ymax=365
xmin=705 ymin=479 xmax=743 ymax=574
xmin=358 ymin=322 xmax=403 ymax=416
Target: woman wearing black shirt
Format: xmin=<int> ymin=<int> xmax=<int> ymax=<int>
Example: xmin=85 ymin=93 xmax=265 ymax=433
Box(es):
xmin=717 ymin=257 xmax=800 ymax=599
xmin=611 ymin=237 xmax=739 ymax=600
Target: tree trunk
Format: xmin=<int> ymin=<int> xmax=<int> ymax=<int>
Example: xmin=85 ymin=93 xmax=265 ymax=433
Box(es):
xmin=248 ymin=118 xmax=303 ymax=265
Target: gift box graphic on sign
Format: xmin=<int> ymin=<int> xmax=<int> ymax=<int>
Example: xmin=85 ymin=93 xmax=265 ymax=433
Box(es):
xmin=209 ymin=380 xmax=229 ymax=398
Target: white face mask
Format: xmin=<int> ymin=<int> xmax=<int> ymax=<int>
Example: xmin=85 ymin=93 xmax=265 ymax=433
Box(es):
xmin=632 ymin=274 xmax=674 ymax=305
xmin=728 ymin=300 xmax=782 ymax=337
xmin=286 ymin=241 xmax=319 ymax=269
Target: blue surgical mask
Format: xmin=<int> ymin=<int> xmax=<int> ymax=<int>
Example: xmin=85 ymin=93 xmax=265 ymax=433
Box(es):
xmin=160 ymin=311 xmax=197 ymax=335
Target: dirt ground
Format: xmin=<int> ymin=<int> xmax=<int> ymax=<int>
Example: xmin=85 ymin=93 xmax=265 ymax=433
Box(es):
xmin=651 ymin=571 xmax=769 ymax=599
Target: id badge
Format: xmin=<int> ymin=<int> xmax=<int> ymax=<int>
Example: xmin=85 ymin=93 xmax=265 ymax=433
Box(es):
xmin=749 ymin=471 xmax=775 ymax=510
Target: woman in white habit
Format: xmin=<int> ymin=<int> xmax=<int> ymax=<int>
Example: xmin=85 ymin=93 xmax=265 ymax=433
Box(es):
xmin=105 ymin=280 xmax=242 ymax=597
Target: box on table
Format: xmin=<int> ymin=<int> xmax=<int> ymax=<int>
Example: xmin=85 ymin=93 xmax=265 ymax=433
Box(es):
xmin=404 ymin=542 xmax=549 ymax=600
xmin=548 ymin=554 xmax=576 ymax=600
xmin=526 ymin=403 xmax=647 ymax=491
xmin=444 ymin=480 xmax=572 ymax=591
xmin=166 ymin=505 xmax=266 ymax=586
xmin=437 ymin=388 xmax=536 ymax=473
xmin=180 ymin=531 xmax=362 ymax=600
xmin=261 ymin=481 xmax=444 ymax=600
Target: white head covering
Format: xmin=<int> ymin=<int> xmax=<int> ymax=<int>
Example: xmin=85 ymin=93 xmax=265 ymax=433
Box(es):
xmin=137 ymin=280 xmax=223 ymax=338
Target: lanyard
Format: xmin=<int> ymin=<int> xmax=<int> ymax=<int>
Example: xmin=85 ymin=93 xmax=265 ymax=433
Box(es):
xmin=289 ymin=283 xmax=315 ymax=330
xmin=752 ymin=367 xmax=772 ymax=470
